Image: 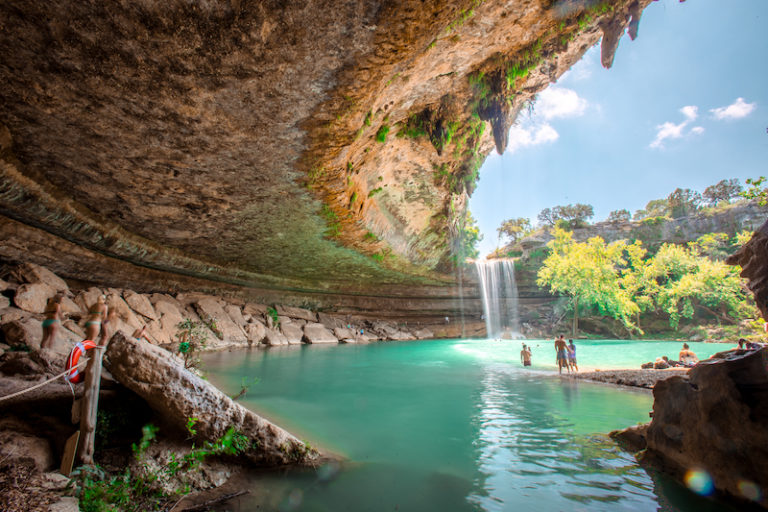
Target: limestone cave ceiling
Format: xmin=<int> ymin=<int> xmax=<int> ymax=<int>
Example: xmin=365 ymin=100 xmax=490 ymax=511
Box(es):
xmin=0 ymin=0 xmax=652 ymax=294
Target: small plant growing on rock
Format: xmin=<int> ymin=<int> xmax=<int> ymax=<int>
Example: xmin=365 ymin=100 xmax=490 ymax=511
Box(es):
xmin=176 ymin=319 xmax=210 ymax=369
xmin=266 ymin=306 xmax=280 ymax=328
xmin=375 ymin=124 xmax=390 ymax=143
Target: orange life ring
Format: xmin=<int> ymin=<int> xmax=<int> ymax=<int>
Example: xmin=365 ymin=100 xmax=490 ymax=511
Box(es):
xmin=65 ymin=340 xmax=97 ymax=383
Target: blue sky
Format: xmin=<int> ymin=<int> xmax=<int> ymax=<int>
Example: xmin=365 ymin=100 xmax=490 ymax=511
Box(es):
xmin=469 ymin=0 xmax=768 ymax=257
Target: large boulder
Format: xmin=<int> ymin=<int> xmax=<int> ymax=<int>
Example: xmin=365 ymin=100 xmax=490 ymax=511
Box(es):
xmin=13 ymin=283 xmax=56 ymax=313
xmin=224 ymin=304 xmax=248 ymax=330
xmin=263 ymin=329 xmax=289 ymax=346
xmin=639 ymin=348 xmax=768 ymax=507
xmin=192 ymin=297 xmax=247 ymax=345
xmin=2 ymin=317 xmax=42 ymax=349
xmin=153 ymin=299 xmax=186 ymax=345
xmin=74 ymin=287 xmax=105 ymax=313
xmin=0 ymin=296 xmax=10 ymax=310
xmin=0 ymin=428 xmax=54 ymax=472
xmin=245 ymin=321 xmax=267 ymax=345
xmin=333 ymin=327 xmax=356 ymax=343
xmin=317 ymin=312 xmax=344 ymax=330
xmin=12 ymin=263 xmax=68 ymax=293
xmin=243 ymin=302 xmax=268 ymax=318
xmin=276 ymin=305 xmax=316 ymax=323
xmin=303 ymin=323 xmax=338 ymax=344
xmin=280 ymin=322 xmax=304 ymax=345
xmin=104 ymin=332 xmax=319 ymax=465
xmin=123 ymin=290 xmax=159 ymax=321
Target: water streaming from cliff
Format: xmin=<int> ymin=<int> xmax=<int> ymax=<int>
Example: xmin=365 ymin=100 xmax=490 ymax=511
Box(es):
xmin=474 ymin=259 xmax=520 ymax=339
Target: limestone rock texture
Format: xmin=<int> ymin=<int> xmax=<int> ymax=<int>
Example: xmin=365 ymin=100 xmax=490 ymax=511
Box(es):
xmin=727 ymin=218 xmax=768 ymax=321
xmin=105 ymin=332 xmax=320 ymax=465
xmin=640 ymin=348 xmax=768 ymax=507
xmin=0 ymin=0 xmax=653 ymax=322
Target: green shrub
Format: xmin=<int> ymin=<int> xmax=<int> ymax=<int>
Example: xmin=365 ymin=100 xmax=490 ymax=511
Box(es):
xmin=375 ymin=125 xmax=390 ymax=143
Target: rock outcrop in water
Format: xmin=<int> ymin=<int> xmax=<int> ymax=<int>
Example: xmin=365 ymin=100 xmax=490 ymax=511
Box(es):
xmin=612 ymin=348 xmax=768 ymax=508
xmin=105 ymin=332 xmax=320 ymax=465
xmin=0 ymin=0 xmax=654 ymax=321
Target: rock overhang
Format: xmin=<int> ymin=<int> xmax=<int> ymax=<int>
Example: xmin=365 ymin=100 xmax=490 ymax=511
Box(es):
xmin=0 ymin=0 xmax=654 ymax=297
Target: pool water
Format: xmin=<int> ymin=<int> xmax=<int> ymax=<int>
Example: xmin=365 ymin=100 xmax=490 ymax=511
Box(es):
xmin=202 ymin=339 xmax=737 ymax=511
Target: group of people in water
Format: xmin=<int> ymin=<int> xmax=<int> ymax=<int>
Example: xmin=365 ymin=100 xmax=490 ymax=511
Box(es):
xmin=519 ymin=335 xmax=579 ymax=374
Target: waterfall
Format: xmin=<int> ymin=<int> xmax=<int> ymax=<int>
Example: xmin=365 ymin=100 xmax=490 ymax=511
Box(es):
xmin=474 ymin=259 xmax=520 ymax=339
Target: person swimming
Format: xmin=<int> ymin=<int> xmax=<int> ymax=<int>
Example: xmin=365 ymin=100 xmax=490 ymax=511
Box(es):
xmin=85 ymin=295 xmax=107 ymax=341
xmin=41 ymin=294 xmax=64 ymax=350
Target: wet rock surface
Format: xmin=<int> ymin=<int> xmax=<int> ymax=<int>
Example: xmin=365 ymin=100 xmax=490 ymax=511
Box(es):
xmin=613 ymin=349 xmax=768 ymax=508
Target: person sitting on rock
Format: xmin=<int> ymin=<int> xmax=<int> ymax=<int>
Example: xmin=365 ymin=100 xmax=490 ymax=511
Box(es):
xmin=40 ymin=293 xmax=63 ymax=350
xmin=84 ymin=295 xmax=108 ymax=341
xmin=746 ymin=339 xmax=764 ymax=350
xmin=132 ymin=325 xmax=151 ymax=344
xmin=678 ymin=343 xmax=699 ymax=367
xmin=738 ymin=338 xmax=746 ymax=349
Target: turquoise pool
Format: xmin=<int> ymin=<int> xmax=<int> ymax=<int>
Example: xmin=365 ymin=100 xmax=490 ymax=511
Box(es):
xmin=202 ymin=339 xmax=737 ymax=511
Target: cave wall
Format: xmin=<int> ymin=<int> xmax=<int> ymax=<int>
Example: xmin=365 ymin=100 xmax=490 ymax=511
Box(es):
xmin=0 ymin=0 xmax=654 ymax=316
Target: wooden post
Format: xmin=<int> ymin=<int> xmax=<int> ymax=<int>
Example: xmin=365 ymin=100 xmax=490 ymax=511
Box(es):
xmin=76 ymin=345 xmax=105 ymax=465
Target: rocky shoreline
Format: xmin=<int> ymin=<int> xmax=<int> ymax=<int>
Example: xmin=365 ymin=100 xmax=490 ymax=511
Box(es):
xmin=571 ymin=368 xmax=689 ymax=389
xmin=1 ymin=261 xmax=400 ymax=512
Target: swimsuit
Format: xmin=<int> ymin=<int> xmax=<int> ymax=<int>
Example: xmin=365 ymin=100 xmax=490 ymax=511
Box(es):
xmin=85 ymin=320 xmax=101 ymax=328
xmin=42 ymin=318 xmax=60 ymax=328
xmin=557 ymin=349 xmax=567 ymax=362
xmin=523 ymin=360 xmax=531 ymax=367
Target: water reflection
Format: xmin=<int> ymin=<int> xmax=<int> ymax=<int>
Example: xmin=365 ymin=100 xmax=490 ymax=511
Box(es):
xmin=468 ymin=363 xmax=657 ymax=511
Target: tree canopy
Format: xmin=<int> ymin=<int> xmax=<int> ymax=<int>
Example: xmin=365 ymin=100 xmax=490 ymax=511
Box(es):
xmin=537 ymin=227 xmax=756 ymax=335
xmin=537 ymin=203 xmax=594 ymax=228
xmin=497 ymin=217 xmax=531 ymax=243
xmin=703 ymin=178 xmax=743 ymax=206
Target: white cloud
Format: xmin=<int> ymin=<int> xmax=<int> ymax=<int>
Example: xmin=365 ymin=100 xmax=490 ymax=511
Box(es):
xmin=680 ymin=105 xmax=698 ymax=121
xmin=650 ymin=121 xmax=687 ymax=149
xmin=650 ymin=105 xmax=704 ymax=149
xmin=710 ymin=97 xmax=756 ymax=120
xmin=507 ymin=123 xmax=559 ymax=153
xmin=536 ymin=87 xmax=588 ymax=120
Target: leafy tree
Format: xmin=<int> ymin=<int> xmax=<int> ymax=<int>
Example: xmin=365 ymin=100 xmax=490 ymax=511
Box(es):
xmin=607 ymin=209 xmax=631 ymax=223
xmin=702 ymin=178 xmax=743 ymax=206
xmin=667 ymin=188 xmax=702 ymax=218
xmin=642 ymin=243 xmax=753 ymax=328
xmin=497 ymin=217 xmax=532 ymax=243
xmin=537 ymin=203 xmax=594 ymax=228
xmin=740 ymin=176 xmax=767 ymax=206
xmin=537 ymin=228 xmax=643 ymax=336
xmin=688 ymin=232 xmax=730 ymax=260
xmin=633 ymin=198 xmax=669 ymax=220
xmin=537 ymin=207 xmax=557 ymax=227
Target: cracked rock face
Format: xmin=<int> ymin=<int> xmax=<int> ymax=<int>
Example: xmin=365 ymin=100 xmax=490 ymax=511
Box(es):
xmin=0 ymin=0 xmax=653 ymax=302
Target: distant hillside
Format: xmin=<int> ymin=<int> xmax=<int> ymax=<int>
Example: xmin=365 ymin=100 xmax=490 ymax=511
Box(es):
xmin=494 ymin=201 xmax=768 ymax=341
xmin=502 ymin=200 xmax=768 ymax=258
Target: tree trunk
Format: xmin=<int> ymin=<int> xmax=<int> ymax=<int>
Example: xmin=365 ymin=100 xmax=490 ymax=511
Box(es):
xmin=76 ymin=346 xmax=105 ymax=465
xmin=572 ymin=295 xmax=579 ymax=338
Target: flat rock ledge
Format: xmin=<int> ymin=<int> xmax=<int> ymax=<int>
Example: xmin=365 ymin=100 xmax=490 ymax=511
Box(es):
xmin=611 ymin=348 xmax=768 ymax=508
xmin=105 ymin=332 xmax=321 ymax=466
xmin=572 ymin=368 xmax=688 ymax=389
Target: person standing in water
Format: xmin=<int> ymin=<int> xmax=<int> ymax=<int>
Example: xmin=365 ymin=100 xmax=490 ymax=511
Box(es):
xmin=41 ymin=294 xmax=64 ymax=350
xmin=678 ymin=343 xmax=699 ymax=366
xmin=520 ymin=343 xmax=532 ymax=367
xmin=555 ymin=335 xmax=570 ymax=374
xmin=567 ymin=339 xmax=579 ymax=372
